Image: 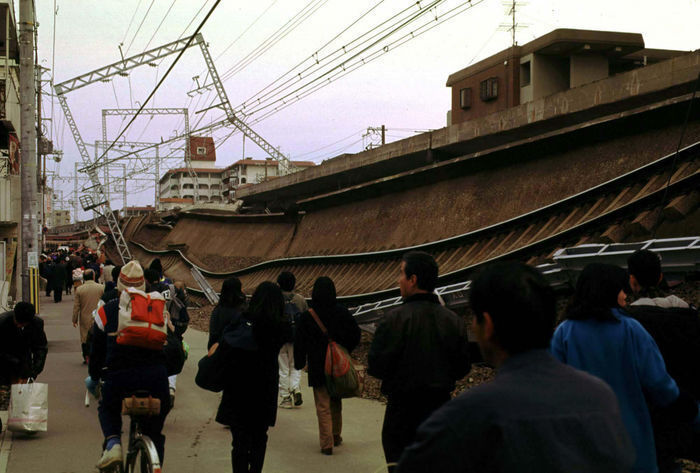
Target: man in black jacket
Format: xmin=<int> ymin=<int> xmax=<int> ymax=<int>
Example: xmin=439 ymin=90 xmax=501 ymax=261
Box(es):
xmin=0 ymin=302 xmax=48 ymax=389
xmin=626 ymin=249 xmax=700 ymax=471
xmin=368 ymin=251 xmax=470 ymax=471
xmin=396 ymin=262 xmax=635 ymax=473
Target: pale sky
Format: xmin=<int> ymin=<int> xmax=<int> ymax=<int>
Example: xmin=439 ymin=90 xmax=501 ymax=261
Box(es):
xmin=34 ymin=0 xmax=700 ymax=217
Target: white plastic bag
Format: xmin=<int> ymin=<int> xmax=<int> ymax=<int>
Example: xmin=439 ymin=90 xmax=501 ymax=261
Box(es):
xmin=8 ymin=381 xmax=48 ymax=432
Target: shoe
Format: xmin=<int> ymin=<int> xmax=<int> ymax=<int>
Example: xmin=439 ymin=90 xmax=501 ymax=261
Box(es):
xmin=169 ymin=387 xmax=176 ymax=408
xmin=294 ymin=391 xmax=303 ymax=406
xmin=96 ymin=443 xmax=122 ymax=471
xmin=321 ymin=448 xmax=333 ymax=456
xmin=333 ymin=434 xmax=343 ymax=447
xmin=279 ymin=396 xmax=293 ymax=409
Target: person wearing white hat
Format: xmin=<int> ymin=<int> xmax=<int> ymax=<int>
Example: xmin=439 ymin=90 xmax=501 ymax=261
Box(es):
xmin=89 ymin=260 xmax=170 ymax=471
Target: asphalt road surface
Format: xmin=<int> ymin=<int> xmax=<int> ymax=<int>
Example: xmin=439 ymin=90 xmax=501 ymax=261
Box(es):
xmin=1 ymin=293 xmax=387 ymax=473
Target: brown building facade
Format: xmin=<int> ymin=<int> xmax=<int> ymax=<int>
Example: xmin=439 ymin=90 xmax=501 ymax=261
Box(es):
xmin=446 ymin=29 xmax=686 ymax=126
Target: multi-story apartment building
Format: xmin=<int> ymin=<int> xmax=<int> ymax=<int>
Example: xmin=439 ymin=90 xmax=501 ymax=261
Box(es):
xmin=158 ymin=136 xmax=226 ymax=210
xmin=0 ymin=0 xmax=21 ymax=298
xmin=221 ymin=158 xmax=315 ymax=202
xmin=446 ymin=29 xmax=686 ymax=126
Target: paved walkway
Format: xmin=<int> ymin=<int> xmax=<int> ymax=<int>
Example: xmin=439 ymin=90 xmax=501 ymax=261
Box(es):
xmin=0 ymin=293 xmax=388 ymax=473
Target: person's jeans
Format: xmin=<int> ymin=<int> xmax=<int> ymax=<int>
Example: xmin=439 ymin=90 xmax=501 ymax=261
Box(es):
xmin=98 ymin=365 xmax=170 ymax=462
xmin=381 ymin=389 xmax=451 ymax=472
xmin=313 ymin=385 xmax=342 ymax=450
xmin=230 ymin=425 xmax=268 ymax=473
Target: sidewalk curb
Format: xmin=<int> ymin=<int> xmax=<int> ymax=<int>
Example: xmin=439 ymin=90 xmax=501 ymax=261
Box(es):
xmin=0 ymin=410 xmax=10 ymax=473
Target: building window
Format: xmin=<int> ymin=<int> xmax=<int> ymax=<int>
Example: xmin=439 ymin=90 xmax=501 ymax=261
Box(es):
xmin=459 ymin=88 xmax=472 ymax=109
xmin=479 ymin=77 xmax=498 ymax=101
xmin=520 ymin=61 xmax=531 ymax=87
xmin=196 ymin=146 xmax=207 ymax=155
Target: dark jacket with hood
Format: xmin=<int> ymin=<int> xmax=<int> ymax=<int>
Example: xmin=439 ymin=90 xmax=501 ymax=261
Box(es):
xmin=0 ymin=311 xmax=48 ymax=382
xmin=294 ymin=303 xmax=360 ymax=388
xmin=216 ymin=316 xmax=285 ymax=428
xmin=368 ymin=293 xmax=471 ymax=397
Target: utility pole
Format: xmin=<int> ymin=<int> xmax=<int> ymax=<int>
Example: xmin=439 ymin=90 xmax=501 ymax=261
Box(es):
xmin=19 ymin=0 xmax=38 ymax=300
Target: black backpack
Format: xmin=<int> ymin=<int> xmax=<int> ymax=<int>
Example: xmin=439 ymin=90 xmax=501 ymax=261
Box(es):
xmin=283 ymin=294 xmax=302 ymax=343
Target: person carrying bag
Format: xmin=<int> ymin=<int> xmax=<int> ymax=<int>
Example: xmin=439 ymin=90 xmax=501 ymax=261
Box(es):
xmin=294 ymin=277 xmax=361 ymax=455
xmin=308 ymin=309 xmax=363 ymax=399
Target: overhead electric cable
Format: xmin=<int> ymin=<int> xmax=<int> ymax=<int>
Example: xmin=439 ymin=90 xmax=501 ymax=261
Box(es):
xmin=218 ymin=0 xmax=330 ymax=82
xmin=121 ymin=0 xmax=144 ymax=46
xmin=144 ymin=0 xmax=179 ymax=51
xmin=240 ymin=0 xmax=415 ymax=110
xmin=215 ymin=0 xmax=280 ymax=62
xmin=50 ymin=0 xmax=57 ymax=142
xmin=244 ymin=0 xmax=484 ymax=121
xmin=243 ymin=0 xmax=446 ymax=117
xmin=125 ymin=0 xmax=157 ymax=54
xmin=294 ymin=129 xmax=366 ymax=158
xmin=239 ymin=0 xmax=447 ymax=114
xmin=94 ymin=0 xmax=223 ymax=169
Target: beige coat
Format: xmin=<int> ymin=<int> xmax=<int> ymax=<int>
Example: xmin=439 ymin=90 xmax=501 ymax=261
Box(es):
xmin=72 ymin=280 xmax=104 ymax=343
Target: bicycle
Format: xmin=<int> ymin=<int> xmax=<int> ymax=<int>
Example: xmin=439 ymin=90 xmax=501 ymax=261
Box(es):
xmin=118 ymin=391 xmax=163 ymax=473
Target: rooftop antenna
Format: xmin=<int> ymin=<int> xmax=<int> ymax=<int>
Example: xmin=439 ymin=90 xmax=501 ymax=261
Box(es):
xmin=499 ymin=0 xmax=529 ymax=47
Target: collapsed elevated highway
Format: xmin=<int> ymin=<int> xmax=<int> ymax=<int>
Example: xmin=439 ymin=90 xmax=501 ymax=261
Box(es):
xmin=99 ymin=51 xmax=700 ymax=304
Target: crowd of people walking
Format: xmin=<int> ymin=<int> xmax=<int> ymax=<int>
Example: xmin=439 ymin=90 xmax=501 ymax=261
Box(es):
xmin=1 ymin=244 xmax=699 ymax=473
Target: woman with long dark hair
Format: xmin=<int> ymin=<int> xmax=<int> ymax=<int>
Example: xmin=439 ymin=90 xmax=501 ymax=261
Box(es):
xmin=214 ymin=281 xmax=287 ymax=473
xmin=551 ymin=263 xmax=698 ymax=473
xmin=294 ymin=276 xmax=360 ymax=455
xmin=208 ymin=277 xmax=247 ymax=349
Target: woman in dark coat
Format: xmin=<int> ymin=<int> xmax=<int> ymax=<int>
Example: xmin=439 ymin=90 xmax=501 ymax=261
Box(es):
xmin=294 ymin=276 xmax=360 ymax=455
xmin=213 ymin=281 xmax=286 ymax=473
xmin=208 ymin=277 xmax=247 ymax=349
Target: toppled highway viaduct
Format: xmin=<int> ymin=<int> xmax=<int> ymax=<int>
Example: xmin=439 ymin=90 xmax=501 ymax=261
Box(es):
xmin=118 ymin=51 xmax=700 ymax=298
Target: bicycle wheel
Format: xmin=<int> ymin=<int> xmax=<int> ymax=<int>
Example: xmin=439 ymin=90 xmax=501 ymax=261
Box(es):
xmin=125 ymin=436 xmax=162 ymax=473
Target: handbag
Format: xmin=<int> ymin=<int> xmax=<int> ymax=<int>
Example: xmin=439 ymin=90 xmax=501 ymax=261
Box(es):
xmin=309 ymin=309 xmax=362 ymax=399
xmin=195 ymin=342 xmax=229 ymax=393
xmin=8 ymin=380 xmax=48 ymax=433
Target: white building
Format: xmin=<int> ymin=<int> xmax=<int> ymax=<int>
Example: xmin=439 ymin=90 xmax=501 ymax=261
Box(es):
xmin=221 ymin=158 xmax=316 ymax=202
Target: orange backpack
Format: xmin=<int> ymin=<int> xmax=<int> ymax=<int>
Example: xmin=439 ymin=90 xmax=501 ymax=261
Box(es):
xmin=117 ymin=287 xmax=168 ymax=350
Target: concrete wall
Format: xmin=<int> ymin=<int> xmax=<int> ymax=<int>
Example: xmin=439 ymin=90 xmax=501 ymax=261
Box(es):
xmin=531 ymin=54 xmax=569 ymax=101
xmin=519 ymin=54 xmax=533 ymax=104
xmin=238 ymin=51 xmax=700 ymax=203
xmin=570 ymin=54 xmax=608 ymax=88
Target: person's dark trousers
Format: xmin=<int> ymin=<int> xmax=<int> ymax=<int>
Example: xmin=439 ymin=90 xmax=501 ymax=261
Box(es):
xmin=230 ymin=425 xmax=269 ymax=473
xmin=98 ymin=365 xmax=170 ymax=463
xmin=53 ymin=286 xmax=62 ymax=303
xmin=381 ymin=389 xmax=451 ymax=472
xmin=81 ymin=343 xmax=89 ymax=363
xmin=65 ymin=280 xmax=71 ymax=295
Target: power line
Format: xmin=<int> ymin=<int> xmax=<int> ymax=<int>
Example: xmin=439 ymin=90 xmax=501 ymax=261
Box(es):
xmin=239 ymin=0 xmax=417 ymax=111
xmin=143 ymin=0 xmax=179 ymax=51
xmin=214 ymin=0 xmax=280 ymax=63
xmin=294 ymin=128 xmax=366 ymax=158
xmin=242 ymin=0 xmax=447 ymax=117
xmin=218 ymin=0 xmax=330 ymax=83
xmin=121 ymin=0 xmax=144 ymax=46
xmin=125 ymin=0 xmax=157 ymax=55
xmin=243 ymin=0 xmax=484 ymax=122
xmin=95 ymin=0 xmax=223 ymax=168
